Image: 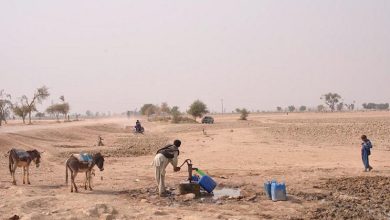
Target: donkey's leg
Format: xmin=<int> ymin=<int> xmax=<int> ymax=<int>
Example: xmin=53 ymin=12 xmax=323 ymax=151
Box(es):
xmin=27 ymin=166 xmax=31 ymax=184
xmin=88 ymin=171 xmax=93 ymax=191
xmin=70 ymin=171 xmax=74 ymax=192
xmin=12 ymin=166 xmax=16 ymax=185
xmin=72 ymin=172 xmax=79 ymax=193
xmin=70 ymin=171 xmax=75 ymax=192
xmin=84 ymin=172 xmax=88 ymax=190
xmin=23 ymin=167 xmax=26 ymax=184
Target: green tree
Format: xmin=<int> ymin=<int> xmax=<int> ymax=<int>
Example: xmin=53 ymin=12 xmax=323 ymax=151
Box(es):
xmin=362 ymin=103 xmax=389 ymax=110
xmin=22 ymin=86 xmax=50 ymax=124
xmin=13 ymin=103 xmax=29 ymax=124
xmin=187 ymin=100 xmax=208 ymax=120
xmin=299 ymin=106 xmax=307 ymax=112
xmin=336 ymin=102 xmax=344 ymax=111
xmin=276 ymin=106 xmax=282 ymax=112
xmin=288 ymin=105 xmax=296 ymax=112
xmin=35 ymin=112 xmax=45 ymax=119
xmin=171 ymin=106 xmax=181 ymax=123
xmin=160 ymin=102 xmax=171 ymax=115
xmin=140 ymin=104 xmax=158 ymax=117
xmin=0 ymin=90 xmax=12 ymax=126
xmin=317 ymin=105 xmax=325 ymax=112
xmin=59 ymin=96 xmax=70 ymax=120
xmin=46 ymin=103 xmax=70 ymax=121
xmin=321 ymin=93 xmax=341 ymax=112
xmin=86 ymin=110 xmax=93 ymax=117
xmin=46 ymin=104 xmax=61 ymax=121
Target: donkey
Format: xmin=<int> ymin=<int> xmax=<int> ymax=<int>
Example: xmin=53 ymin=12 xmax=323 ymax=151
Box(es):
xmin=65 ymin=153 xmax=104 ymax=193
xmin=8 ymin=148 xmax=41 ymax=185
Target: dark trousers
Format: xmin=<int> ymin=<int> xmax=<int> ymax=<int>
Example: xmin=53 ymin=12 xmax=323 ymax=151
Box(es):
xmin=362 ymin=150 xmax=370 ymax=169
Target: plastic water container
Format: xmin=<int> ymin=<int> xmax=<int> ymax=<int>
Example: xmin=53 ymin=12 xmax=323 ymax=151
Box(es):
xmin=263 ymin=181 xmax=272 ymax=199
xmin=271 ymin=182 xmax=287 ymax=201
xmin=198 ymin=175 xmax=217 ymax=193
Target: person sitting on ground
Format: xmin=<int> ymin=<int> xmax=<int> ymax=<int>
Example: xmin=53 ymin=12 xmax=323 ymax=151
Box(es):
xmin=361 ymin=135 xmax=373 ymax=172
xmin=135 ymin=120 xmax=142 ymax=132
xmin=97 ymin=136 xmax=104 ymax=146
xmin=152 ymin=140 xmax=181 ymax=197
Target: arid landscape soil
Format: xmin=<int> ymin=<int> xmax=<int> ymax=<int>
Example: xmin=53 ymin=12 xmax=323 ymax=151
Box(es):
xmin=1 ymin=112 xmax=390 ymax=219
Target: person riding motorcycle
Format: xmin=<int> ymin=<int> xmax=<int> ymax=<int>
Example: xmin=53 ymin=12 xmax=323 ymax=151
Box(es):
xmin=135 ymin=120 xmax=142 ymax=132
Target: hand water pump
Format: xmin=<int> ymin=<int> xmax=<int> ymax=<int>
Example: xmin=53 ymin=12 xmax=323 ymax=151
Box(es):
xmin=179 ymin=159 xmax=198 ymax=183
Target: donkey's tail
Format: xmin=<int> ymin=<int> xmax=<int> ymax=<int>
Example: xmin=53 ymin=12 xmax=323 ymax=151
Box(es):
xmin=65 ymin=159 xmax=69 ymax=185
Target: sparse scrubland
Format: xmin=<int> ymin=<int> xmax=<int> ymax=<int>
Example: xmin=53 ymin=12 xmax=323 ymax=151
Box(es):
xmin=0 ymin=112 xmax=390 ymax=219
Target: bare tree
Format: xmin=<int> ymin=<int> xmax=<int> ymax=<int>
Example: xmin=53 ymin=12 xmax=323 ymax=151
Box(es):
xmin=0 ymin=90 xmax=12 ymax=126
xmin=22 ymin=86 xmax=50 ymax=124
xmin=276 ymin=106 xmax=282 ymax=112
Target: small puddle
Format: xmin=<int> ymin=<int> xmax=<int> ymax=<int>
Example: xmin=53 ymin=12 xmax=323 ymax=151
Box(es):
xmin=212 ymin=188 xmax=241 ymax=199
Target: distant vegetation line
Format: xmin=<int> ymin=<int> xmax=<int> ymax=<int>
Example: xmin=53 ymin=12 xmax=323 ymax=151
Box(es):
xmin=1 ymin=89 xmax=389 ymax=126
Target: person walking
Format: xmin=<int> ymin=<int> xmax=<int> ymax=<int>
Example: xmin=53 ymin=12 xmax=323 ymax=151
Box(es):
xmin=152 ymin=140 xmax=181 ymax=196
xmin=361 ymin=135 xmax=373 ymax=172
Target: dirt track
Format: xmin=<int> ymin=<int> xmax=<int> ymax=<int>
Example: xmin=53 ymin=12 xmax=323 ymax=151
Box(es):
xmin=1 ymin=112 xmax=390 ymax=219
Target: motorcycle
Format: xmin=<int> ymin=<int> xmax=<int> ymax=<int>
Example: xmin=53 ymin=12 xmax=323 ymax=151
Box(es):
xmin=133 ymin=126 xmax=145 ymax=134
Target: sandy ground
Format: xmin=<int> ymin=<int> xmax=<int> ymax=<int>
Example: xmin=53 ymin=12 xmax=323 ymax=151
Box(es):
xmin=0 ymin=112 xmax=390 ymax=219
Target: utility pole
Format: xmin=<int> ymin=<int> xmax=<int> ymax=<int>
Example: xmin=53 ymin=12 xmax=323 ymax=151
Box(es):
xmin=221 ymin=99 xmax=224 ymax=114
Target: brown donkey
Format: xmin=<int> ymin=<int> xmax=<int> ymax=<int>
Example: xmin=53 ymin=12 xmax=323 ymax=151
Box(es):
xmin=65 ymin=153 xmax=104 ymax=192
xmin=8 ymin=148 xmax=41 ymax=185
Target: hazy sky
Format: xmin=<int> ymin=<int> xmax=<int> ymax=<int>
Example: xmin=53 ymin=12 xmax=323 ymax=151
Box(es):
xmin=1 ymin=1 xmax=389 ymax=114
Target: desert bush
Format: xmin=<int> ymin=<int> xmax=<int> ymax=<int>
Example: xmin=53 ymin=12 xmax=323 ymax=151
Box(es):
xmin=175 ymin=116 xmax=197 ymax=123
xmin=362 ymin=103 xmax=389 ymax=110
xmin=148 ymin=115 xmax=171 ymax=122
xmin=236 ymin=108 xmax=249 ymax=120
